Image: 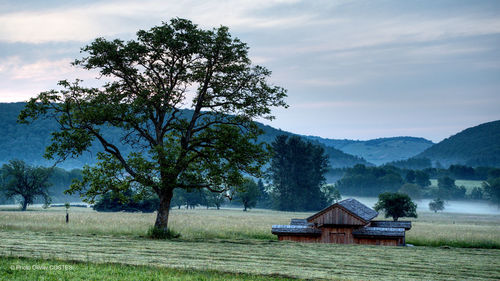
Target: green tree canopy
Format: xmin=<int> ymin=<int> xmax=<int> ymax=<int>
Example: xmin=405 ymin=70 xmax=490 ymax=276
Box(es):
xmin=0 ymin=160 xmax=52 ymax=211
xmin=374 ymin=192 xmax=417 ymax=221
xmin=19 ymin=18 xmax=287 ymax=231
xmin=269 ymin=135 xmax=329 ymax=211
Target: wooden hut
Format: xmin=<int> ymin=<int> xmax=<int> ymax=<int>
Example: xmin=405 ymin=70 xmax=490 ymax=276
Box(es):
xmin=272 ymin=198 xmax=411 ymax=246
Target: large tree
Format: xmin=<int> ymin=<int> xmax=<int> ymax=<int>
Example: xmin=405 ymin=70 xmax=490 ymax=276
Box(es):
xmin=19 ymin=18 xmax=287 ymax=231
xmin=269 ymin=135 xmax=329 ymax=211
xmin=0 ymin=160 xmax=52 ymax=211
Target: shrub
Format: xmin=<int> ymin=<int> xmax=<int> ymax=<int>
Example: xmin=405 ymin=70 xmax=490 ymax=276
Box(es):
xmin=147 ymin=227 xmax=181 ymax=240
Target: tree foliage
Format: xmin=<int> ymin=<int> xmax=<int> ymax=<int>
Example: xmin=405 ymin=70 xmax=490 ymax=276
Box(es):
xmin=93 ymin=189 xmax=159 ymax=213
xmin=428 ymin=198 xmax=445 ymax=213
xmin=321 ymin=184 xmax=342 ymax=204
xmin=269 ymin=135 xmax=329 ymax=211
xmin=436 ymin=176 xmax=466 ymax=200
xmin=18 ymin=18 xmax=287 ymax=231
xmin=414 ymin=170 xmax=431 ymax=187
xmin=398 ymin=183 xmax=422 ymax=200
xmin=335 ymin=164 xmax=403 ymax=196
xmin=374 ymin=192 xmax=417 ymax=221
xmin=0 ymin=160 xmax=52 ymax=210
xmin=483 ymin=177 xmax=500 ymax=207
xmin=235 ymin=178 xmax=260 ymax=211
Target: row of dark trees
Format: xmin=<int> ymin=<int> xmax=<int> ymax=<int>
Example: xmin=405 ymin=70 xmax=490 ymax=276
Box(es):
xmin=333 ymin=163 xmax=500 ymax=203
xmin=4 ymin=135 xmax=500 ymax=212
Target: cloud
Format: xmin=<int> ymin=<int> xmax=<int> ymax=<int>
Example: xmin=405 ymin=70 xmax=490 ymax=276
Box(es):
xmin=0 ymin=56 xmax=98 ymax=82
xmin=0 ymin=0 xmax=315 ymax=43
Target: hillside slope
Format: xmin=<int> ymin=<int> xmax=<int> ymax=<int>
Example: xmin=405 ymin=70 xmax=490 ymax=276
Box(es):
xmin=0 ymin=102 xmax=370 ymax=169
xmin=306 ymin=136 xmax=434 ymax=165
xmin=416 ymin=120 xmax=500 ymax=167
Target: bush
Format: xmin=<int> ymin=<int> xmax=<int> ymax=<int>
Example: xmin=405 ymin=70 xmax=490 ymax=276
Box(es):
xmin=429 ymin=198 xmax=445 ymax=213
xmin=93 ymin=189 xmax=159 ymax=213
xmin=147 ymin=226 xmax=181 ymax=240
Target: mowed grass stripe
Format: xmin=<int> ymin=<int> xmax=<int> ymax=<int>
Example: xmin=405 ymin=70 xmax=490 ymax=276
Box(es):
xmin=0 ymin=231 xmax=499 ymax=280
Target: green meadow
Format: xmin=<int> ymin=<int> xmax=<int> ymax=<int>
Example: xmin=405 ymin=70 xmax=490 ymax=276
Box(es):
xmin=0 ymin=207 xmax=499 ymax=280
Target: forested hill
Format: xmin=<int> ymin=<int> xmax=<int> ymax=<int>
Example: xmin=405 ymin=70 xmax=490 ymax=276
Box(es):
xmin=415 ymin=120 xmax=500 ymax=167
xmin=305 ymin=136 xmax=434 ymax=165
xmin=0 ymin=102 xmax=370 ymax=169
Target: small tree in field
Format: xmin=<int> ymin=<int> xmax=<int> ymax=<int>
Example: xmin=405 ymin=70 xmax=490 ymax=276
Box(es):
xmin=235 ymin=178 xmax=259 ymax=211
xmin=19 ymin=18 xmax=287 ymax=232
xmin=429 ymin=198 xmax=444 ymax=213
xmin=0 ymin=160 xmax=52 ymax=211
xmin=374 ymin=192 xmax=417 ymax=221
xmin=205 ymin=190 xmax=226 ymax=210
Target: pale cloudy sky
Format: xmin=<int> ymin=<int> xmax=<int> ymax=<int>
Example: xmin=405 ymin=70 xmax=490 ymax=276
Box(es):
xmin=1 ymin=0 xmax=499 ymax=142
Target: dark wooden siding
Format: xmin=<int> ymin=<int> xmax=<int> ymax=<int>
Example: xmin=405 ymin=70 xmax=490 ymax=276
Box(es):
xmin=308 ymin=206 xmax=366 ymax=226
xmin=319 ymin=227 xmax=355 ymax=244
xmin=278 ymin=235 xmax=320 ymax=243
xmin=354 ymin=238 xmax=400 ymax=246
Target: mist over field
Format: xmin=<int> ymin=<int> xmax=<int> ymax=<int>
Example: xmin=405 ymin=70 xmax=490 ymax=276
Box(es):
xmin=352 ymin=196 xmax=500 ymax=215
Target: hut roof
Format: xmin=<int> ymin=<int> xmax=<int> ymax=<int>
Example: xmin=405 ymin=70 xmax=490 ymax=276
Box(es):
xmin=290 ymin=219 xmax=313 ymax=226
xmin=307 ymin=198 xmax=378 ymax=223
xmin=352 ymin=227 xmax=405 ymax=238
xmin=370 ymin=220 xmax=412 ymax=230
xmin=271 ymin=225 xmax=321 ymax=236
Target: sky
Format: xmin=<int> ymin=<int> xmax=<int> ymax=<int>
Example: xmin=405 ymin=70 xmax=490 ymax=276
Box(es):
xmin=1 ymin=0 xmax=499 ymax=142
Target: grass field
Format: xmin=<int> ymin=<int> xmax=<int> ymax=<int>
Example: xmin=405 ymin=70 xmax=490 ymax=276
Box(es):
xmin=1 ymin=207 xmax=499 ymax=280
xmin=1 ymin=206 xmax=499 ymax=248
xmin=0 ymin=256 xmax=295 ymax=281
xmin=1 ymin=230 xmax=499 ymax=280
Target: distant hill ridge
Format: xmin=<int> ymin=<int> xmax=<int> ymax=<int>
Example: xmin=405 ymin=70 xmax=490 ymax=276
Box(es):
xmin=0 ymin=102 xmax=369 ymax=169
xmin=415 ymin=120 xmax=500 ymax=167
xmin=305 ymin=135 xmax=434 ymax=165
xmin=3 ymin=102 xmax=498 ymax=169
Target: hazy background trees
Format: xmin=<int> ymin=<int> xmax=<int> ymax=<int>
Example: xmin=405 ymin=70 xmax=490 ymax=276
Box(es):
xmin=0 ymin=160 xmax=52 ymax=210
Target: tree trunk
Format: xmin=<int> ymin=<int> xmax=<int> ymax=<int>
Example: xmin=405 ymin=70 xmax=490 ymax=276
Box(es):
xmin=154 ymin=189 xmax=174 ymax=231
xmin=243 ymin=204 xmax=247 ymax=212
xmin=21 ymin=199 xmax=28 ymax=211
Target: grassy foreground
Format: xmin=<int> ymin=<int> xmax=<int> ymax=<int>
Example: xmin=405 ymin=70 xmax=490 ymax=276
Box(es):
xmin=0 ymin=256 xmax=294 ymax=281
xmin=0 ymin=231 xmax=499 ymax=280
xmin=0 ymin=207 xmax=499 ymax=280
xmin=0 ymin=207 xmax=499 ymax=248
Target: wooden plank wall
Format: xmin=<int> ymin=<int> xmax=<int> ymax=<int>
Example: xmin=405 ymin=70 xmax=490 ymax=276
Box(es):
xmin=308 ymin=206 xmax=366 ymax=226
xmin=278 ymin=234 xmax=402 ymax=246
xmin=278 ymin=236 xmax=320 ymax=243
xmin=319 ymin=227 xmax=355 ymax=244
xmin=354 ymin=238 xmax=399 ymax=246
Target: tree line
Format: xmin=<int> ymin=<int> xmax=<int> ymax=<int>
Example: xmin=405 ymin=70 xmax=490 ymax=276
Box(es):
xmin=3 ymin=135 xmax=500 ymax=212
